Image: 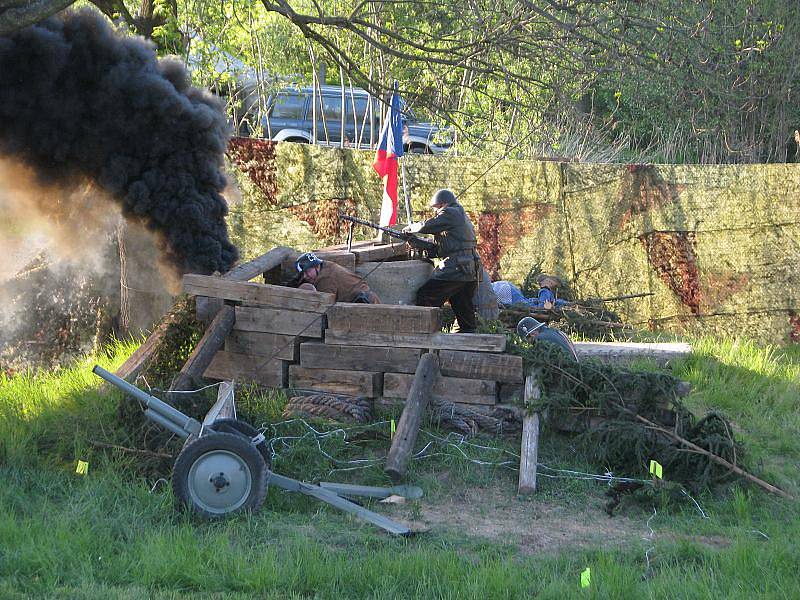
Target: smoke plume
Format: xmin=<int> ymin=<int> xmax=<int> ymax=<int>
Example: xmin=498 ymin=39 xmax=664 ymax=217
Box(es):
xmin=0 ymin=9 xmax=238 ymax=274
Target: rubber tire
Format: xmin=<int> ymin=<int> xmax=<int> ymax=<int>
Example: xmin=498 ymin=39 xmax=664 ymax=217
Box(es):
xmin=172 ymin=432 xmax=268 ymax=518
xmin=207 ymin=418 xmax=271 ymax=468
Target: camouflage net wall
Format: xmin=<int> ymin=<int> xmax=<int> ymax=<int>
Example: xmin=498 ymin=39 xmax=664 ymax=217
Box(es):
xmin=226 ymin=139 xmax=800 ymax=344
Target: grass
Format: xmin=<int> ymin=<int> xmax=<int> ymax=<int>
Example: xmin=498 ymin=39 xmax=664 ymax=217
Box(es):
xmin=1 ymin=337 xmax=799 ymax=598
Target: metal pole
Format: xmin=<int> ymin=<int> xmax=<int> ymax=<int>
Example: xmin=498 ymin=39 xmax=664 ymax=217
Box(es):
xmin=401 ymin=158 xmax=413 ymax=225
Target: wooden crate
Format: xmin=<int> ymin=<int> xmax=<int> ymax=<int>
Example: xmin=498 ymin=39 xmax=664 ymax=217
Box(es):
xmin=383 ymin=372 xmax=497 ymax=405
xmin=439 ymin=350 xmax=523 ymax=383
xmin=324 ymin=330 xmax=506 ymax=352
xmin=204 ymin=351 xmax=287 ymax=387
xmin=288 ymin=366 xmax=381 ymax=397
xmin=234 ymin=305 xmax=325 ymax=338
xmin=325 ymin=303 xmax=440 ymax=334
xmin=225 ymin=330 xmax=299 ymax=361
xmin=183 ymin=274 xmax=335 ymax=313
xmin=299 ymin=342 xmax=422 ymax=373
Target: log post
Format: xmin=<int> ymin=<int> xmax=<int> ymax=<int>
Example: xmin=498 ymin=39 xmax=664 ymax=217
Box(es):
xmin=171 ymin=304 xmax=235 ymax=392
xmin=518 ymin=372 xmax=541 ymax=495
xmin=384 ymin=352 xmax=440 ymax=482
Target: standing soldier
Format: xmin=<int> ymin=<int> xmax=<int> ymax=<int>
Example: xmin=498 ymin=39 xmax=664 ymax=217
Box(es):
xmin=403 ymin=189 xmax=481 ymax=333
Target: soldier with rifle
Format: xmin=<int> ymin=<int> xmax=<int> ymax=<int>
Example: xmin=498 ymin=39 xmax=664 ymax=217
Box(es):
xmin=402 ymin=189 xmax=482 ymax=333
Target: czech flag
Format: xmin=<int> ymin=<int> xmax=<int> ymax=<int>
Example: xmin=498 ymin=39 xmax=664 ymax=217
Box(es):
xmin=373 ymin=87 xmax=404 ymax=226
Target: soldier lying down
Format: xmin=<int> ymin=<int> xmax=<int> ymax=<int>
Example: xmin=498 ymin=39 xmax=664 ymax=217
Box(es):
xmin=293 ymin=252 xmax=381 ymax=304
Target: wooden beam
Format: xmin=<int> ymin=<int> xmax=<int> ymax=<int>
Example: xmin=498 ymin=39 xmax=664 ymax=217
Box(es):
xmin=183 ymin=274 xmax=335 ymax=313
xmin=299 ymin=342 xmax=422 ymax=373
xmin=324 ymin=330 xmax=507 ymax=352
xmin=235 ymin=305 xmax=324 ymax=337
xmin=113 ymin=311 xmax=178 ymax=382
xmin=202 ymin=381 xmax=236 ymax=427
xmin=326 ymin=303 xmax=441 ymax=334
xmin=223 ymin=246 xmax=295 ymax=282
xmin=383 ymin=372 xmax=497 ymax=401
xmin=439 ymin=350 xmax=523 ymax=383
xmin=171 ymin=305 xmax=235 ymax=391
xmin=288 ymin=366 xmax=381 ymax=397
xmin=518 ymin=373 xmax=541 ymax=495
xmin=384 ymin=353 xmax=439 ymax=482
xmin=204 ymin=351 xmax=287 ymax=388
xmin=225 ymin=330 xmax=300 ymax=361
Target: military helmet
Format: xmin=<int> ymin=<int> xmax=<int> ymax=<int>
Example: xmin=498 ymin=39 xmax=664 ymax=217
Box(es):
xmin=295 ymin=251 xmax=323 ymax=273
xmin=429 ymin=188 xmax=457 ymax=208
xmin=516 ymin=316 xmax=545 ymax=338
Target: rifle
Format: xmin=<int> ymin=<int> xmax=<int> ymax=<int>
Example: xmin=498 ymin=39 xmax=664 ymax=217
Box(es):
xmin=339 ymin=214 xmax=437 ymax=255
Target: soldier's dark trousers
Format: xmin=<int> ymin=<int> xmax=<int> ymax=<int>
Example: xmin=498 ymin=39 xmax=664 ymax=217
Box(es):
xmin=416 ymin=279 xmax=478 ymax=333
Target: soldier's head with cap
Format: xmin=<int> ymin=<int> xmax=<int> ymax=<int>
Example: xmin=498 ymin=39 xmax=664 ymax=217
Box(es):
xmin=295 ymin=252 xmax=323 ymax=283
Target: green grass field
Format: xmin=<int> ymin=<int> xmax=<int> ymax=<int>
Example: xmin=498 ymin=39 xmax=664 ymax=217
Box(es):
xmin=1 ymin=337 xmax=798 ymax=598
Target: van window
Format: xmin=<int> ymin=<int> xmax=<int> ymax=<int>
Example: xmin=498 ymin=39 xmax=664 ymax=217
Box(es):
xmin=346 ymin=96 xmax=371 ymax=124
xmin=318 ymin=95 xmax=343 ymax=122
xmin=271 ymin=93 xmax=305 ymax=119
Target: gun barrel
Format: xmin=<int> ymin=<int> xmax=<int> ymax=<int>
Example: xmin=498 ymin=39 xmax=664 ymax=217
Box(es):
xmin=92 ymin=365 xmax=201 ymax=436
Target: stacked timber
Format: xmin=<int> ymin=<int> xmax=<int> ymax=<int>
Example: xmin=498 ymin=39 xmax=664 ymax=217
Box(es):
xmin=182 ymin=273 xmax=335 ymax=388
xmin=293 ymin=303 xmax=522 ymax=409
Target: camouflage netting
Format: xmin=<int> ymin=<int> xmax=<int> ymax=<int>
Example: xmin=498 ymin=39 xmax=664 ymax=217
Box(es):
xmin=226 ymin=138 xmax=800 ymax=344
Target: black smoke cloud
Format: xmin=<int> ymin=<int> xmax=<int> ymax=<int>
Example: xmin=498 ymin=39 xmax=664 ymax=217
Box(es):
xmin=0 ymin=9 xmax=238 ymax=274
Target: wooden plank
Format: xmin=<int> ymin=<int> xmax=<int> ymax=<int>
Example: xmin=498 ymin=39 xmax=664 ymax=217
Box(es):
xmin=299 ymin=342 xmax=422 ymax=373
xmin=324 ymin=330 xmax=507 ymax=352
xmin=225 ymin=330 xmax=299 ymax=361
xmin=183 ymin=273 xmax=335 ymax=313
xmin=204 ymin=351 xmax=287 ymax=387
xmin=326 ymin=303 xmax=441 ymax=334
xmin=385 ymin=353 xmax=439 ymax=482
xmin=288 ymin=366 xmax=381 ymax=397
xmin=383 ymin=372 xmax=497 ymax=402
xmin=574 ymin=341 xmax=692 ymax=366
xmin=499 ymin=383 xmax=524 ymax=403
xmin=518 ymin=374 xmax=541 ymax=495
xmin=171 ymin=304 xmax=236 ymax=391
xmin=202 ymin=381 xmax=236 ymax=427
xmin=234 ymin=305 xmax=324 ymax=338
xmin=439 ymin=350 xmax=523 ymax=383
xmin=223 ymin=246 xmax=295 ymax=282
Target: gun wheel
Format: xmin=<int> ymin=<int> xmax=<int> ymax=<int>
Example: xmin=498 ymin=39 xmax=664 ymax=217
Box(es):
xmin=206 ymin=418 xmax=271 ymax=468
xmin=172 ymin=432 xmax=267 ymax=518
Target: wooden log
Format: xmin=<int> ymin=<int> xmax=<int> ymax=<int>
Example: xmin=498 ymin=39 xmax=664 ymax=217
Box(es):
xmin=183 ymin=274 xmax=335 ymax=313
xmin=171 ymin=305 xmax=235 ymax=391
xmin=385 ymin=353 xmax=440 ymax=482
xmin=223 ymin=246 xmax=295 ymax=282
xmin=204 ymin=351 xmax=288 ymax=388
xmin=326 ymin=303 xmax=441 ymax=334
xmin=225 ymin=330 xmax=299 ymax=361
xmin=299 ymin=342 xmax=422 ymax=373
xmin=439 ymin=350 xmax=523 ymax=383
xmin=324 ymin=330 xmax=507 ymax=352
xmin=288 ymin=366 xmax=381 ymax=397
xmin=383 ymin=372 xmax=497 ymax=403
xmin=234 ymin=305 xmax=324 ymax=337
xmin=518 ymin=373 xmax=541 ymax=495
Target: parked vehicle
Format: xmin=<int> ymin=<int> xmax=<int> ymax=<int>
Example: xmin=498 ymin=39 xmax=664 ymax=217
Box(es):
xmin=262 ymin=85 xmax=452 ymax=154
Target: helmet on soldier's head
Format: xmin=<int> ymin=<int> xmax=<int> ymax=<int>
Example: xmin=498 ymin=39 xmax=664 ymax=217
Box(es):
xmin=516 ymin=316 xmax=545 ymax=338
xmin=429 ymin=188 xmax=457 ymax=208
xmin=295 ymin=252 xmax=323 ymax=273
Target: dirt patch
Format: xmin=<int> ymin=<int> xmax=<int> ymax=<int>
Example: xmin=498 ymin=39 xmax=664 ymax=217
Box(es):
xmin=389 ymin=486 xmax=645 ymax=554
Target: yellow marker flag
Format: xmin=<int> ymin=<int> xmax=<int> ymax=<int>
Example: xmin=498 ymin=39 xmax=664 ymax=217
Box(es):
xmin=580 ymin=567 xmax=591 ymax=589
xmin=76 ymin=460 xmax=89 ymax=476
xmin=390 ymin=419 xmax=396 ymax=439
xmin=649 ymin=460 xmax=663 ymax=479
